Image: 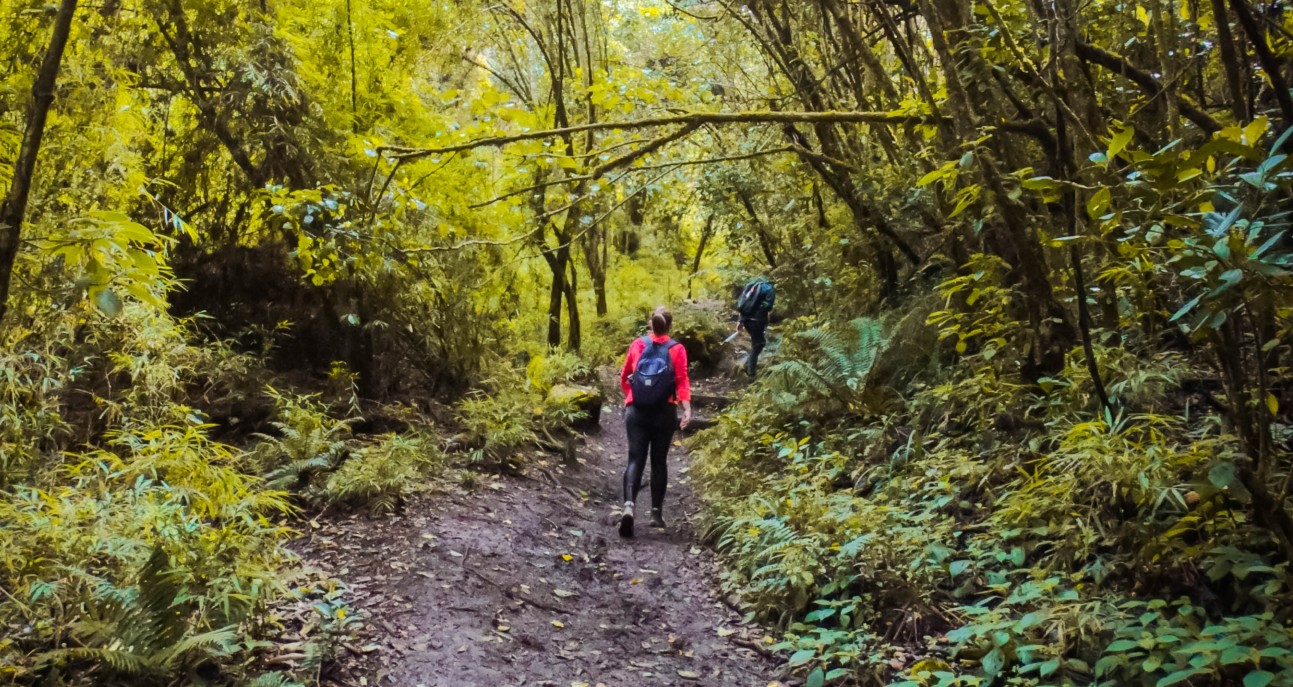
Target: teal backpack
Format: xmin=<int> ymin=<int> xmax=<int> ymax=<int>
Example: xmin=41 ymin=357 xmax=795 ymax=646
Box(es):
xmin=736 ymin=279 xmax=773 ymax=317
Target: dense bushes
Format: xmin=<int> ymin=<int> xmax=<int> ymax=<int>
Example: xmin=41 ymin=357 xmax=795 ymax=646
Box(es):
xmin=691 ymin=299 xmax=1293 ymax=687
xmin=0 ymin=309 xmax=303 ymax=685
xmin=0 ymin=297 xmax=466 ymax=684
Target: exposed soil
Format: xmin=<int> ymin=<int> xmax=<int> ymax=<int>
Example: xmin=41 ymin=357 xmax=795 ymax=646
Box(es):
xmin=296 ymin=378 xmax=781 ymax=686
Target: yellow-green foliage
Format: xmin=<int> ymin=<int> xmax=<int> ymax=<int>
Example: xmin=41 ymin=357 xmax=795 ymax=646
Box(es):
xmin=251 ymin=387 xmax=358 ymax=495
xmin=457 ymin=362 xmax=589 ymax=471
xmin=692 ymin=305 xmax=1293 ymax=687
xmin=525 ymin=349 xmax=593 ymax=395
xmin=0 ymin=422 xmax=292 ymax=683
xmin=0 ymin=310 xmax=344 ymax=686
xmin=326 ymin=433 xmax=440 ymax=514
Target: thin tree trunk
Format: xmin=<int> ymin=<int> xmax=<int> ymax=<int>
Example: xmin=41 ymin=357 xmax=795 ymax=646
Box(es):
xmin=1070 ymin=243 xmax=1113 ymax=414
xmin=1229 ymin=0 xmax=1293 ymax=127
xmin=920 ymin=0 xmax=1072 ymax=352
xmin=346 ymin=0 xmax=359 ymax=133
xmin=0 ymin=0 xmax=79 ymax=326
xmin=736 ymin=189 xmax=779 ymax=268
xmin=545 ymin=248 xmax=565 ymax=348
xmin=563 ymin=254 xmax=581 ymax=351
xmin=688 ymin=214 xmax=715 ymax=300
xmin=1211 ymin=0 xmax=1249 ymax=121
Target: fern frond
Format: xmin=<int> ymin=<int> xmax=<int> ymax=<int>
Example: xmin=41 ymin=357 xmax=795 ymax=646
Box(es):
xmin=134 ymin=545 xmax=187 ymax=653
xmin=154 ymin=626 xmax=238 ymax=665
xmin=37 ymin=647 xmax=158 ymax=676
xmin=243 ymin=672 xmax=305 ymax=687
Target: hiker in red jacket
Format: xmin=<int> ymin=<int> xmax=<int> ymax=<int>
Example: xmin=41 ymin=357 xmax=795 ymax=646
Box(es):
xmin=618 ymin=305 xmax=692 ymax=538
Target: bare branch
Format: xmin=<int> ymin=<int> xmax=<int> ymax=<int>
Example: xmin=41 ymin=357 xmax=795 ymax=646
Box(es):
xmin=383 ymin=110 xmax=952 ymax=160
xmin=1074 ymin=42 xmax=1222 ymax=134
xmin=589 ymin=121 xmax=702 ymax=178
xmin=469 ymin=146 xmax=801 ymax=211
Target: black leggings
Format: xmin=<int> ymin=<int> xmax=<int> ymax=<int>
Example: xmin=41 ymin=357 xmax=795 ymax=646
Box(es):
xmin=742 ymin=316 xmax=768 ymax=376
xmin=623 ymin=405 xmax=678 ymax=509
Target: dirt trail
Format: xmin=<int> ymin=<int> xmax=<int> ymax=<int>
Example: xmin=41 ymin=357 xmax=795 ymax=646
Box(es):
xmin=300 ymin=384 xmax=780 ymax=686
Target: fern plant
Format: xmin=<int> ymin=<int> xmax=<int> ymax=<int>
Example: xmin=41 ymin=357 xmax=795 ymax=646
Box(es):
xmin=251 ymin=387 xmax=358 ymax=494
xmin=766 ymin=317 xmax=888 ymax=415
xmin=36 ymin=546 xmax=237 ymax=679
xmin=241 ymin=672 xmax=305 ymax=687
xmin=325 ymin=433 xmax=439 ymax=514
xmin=457 ymin=383 xmax=540 ymax=471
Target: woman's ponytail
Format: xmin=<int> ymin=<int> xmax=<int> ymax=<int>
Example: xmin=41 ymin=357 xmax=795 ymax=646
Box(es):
xmin=650 ymin=305 xmax=672 ymax=335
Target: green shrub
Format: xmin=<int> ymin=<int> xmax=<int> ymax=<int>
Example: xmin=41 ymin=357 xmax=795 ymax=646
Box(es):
xmin=692 ymin=291 xmax=1293 ymax=686
xmin=326 ymin=433 xmax=440 ymax=514
xmin=0 ymin=422 xmax=293 ymax=684
xmin=457 ymin=385 xmax=540 ymax=471
xmin=525 ymin=349 xmax=594 ymax=395
xmin=250 ymin=387 xmax=358 ymax=495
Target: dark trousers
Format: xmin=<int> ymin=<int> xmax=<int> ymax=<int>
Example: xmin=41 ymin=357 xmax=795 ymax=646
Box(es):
xmin=623 ymin=405 xmax=678 ymax=509
xmin=741 ymin=316 xmax=768 ymax=376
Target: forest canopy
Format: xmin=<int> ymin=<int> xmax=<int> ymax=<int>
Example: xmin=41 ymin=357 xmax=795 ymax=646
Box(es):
xmin=4 ymin=0 xmax=1293 ymax=685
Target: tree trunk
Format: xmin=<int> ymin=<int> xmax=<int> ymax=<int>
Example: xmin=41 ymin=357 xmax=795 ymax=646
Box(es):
xmin=1229 ymin=0 xmax=1293 ymax=127
xmin=920 ymin=0 xmax=1072 ymax=354
xmin=546 ymin=248 xmax=566 ymax=348
xmin=563 ymin=253 xmax=581 ymax=351
xmin=581 ymin=205 xmax=608 ymax=317
xmin=0 ymin=0 xmax=79 ymax=326
xmin=736 ymin=189 xmax=779 ymax=269
xmin=1211 ymin=0 xmax=1249 ymax=121
xmin=688 ymin=215 xmax=715 ymax=300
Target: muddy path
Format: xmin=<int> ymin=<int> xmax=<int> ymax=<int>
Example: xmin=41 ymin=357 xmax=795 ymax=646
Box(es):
xmin=298 ymin=383 xmax=782 ymax=686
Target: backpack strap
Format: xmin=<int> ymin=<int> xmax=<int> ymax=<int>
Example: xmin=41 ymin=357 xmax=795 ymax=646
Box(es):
xmin=637 ymin=336 xmax=654 ymax=363
xmin=649 ymin=338 xmax=678 ymax=363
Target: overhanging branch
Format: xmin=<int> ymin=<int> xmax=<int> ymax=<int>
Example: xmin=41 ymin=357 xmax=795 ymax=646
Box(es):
xmin=1075 ymin=42 xmax=1222 ymax=134
xmin=468 ymin=146 xmax=802 ymax=210
xmin=383 ymin=110 xmax=952 ymax=160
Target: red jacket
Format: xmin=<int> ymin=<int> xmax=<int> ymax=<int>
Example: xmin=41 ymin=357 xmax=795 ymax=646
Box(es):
xmin=620 ymin=334 xmax=691 ymax=407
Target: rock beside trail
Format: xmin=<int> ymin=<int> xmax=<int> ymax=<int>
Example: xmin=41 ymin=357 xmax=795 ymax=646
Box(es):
xmin=670 ymin=301 xmax=733 ymax=371
xmin=547 ymin=383 xmax=604 ymax=429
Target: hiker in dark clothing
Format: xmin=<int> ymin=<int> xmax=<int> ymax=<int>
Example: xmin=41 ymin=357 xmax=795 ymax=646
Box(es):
xmin=736 ymin=276 xmax=776 ymax=377
xmin=618 ymin=305 xmax=692 ymax=538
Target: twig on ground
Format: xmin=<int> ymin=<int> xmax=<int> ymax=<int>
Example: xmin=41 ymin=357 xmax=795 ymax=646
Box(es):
xmin=538 ymin=467 xmax=585 ymax=502
xmin=460 ymin=550 xmax=572 ymax=615
xmin=535 ymin=492 xmax=594 ymax=521
xmin=731 ymin=636 xmax=777 ymax=659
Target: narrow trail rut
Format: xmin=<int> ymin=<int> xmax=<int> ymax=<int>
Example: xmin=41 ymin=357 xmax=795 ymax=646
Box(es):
xmin=300 ymin=384 xmax=780 ymax=686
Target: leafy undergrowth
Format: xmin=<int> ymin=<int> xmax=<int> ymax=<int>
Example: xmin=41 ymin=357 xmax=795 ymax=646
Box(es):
xmin=691 ymin=297 xmax=1293 ymax=687
xmin=0 ymin=305 xmax=596 ymax=686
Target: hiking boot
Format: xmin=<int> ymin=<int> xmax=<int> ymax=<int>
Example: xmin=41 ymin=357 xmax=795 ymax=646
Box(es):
xmin=619 ymin=501 xmax=635 ymax=538
xmin=649 ymin=508 xmax=666 ymax=529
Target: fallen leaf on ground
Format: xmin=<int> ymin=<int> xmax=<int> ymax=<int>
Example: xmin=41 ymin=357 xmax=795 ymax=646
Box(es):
xmin=551 ymin=620 xmax=565 ymax=628
xmin=553 ymin=589 xmax=576 ymax=598
xmin=716 ymin=628 xmax=736 ymax=637
xmin=677 ymin=670 xmax=700 ymax=680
